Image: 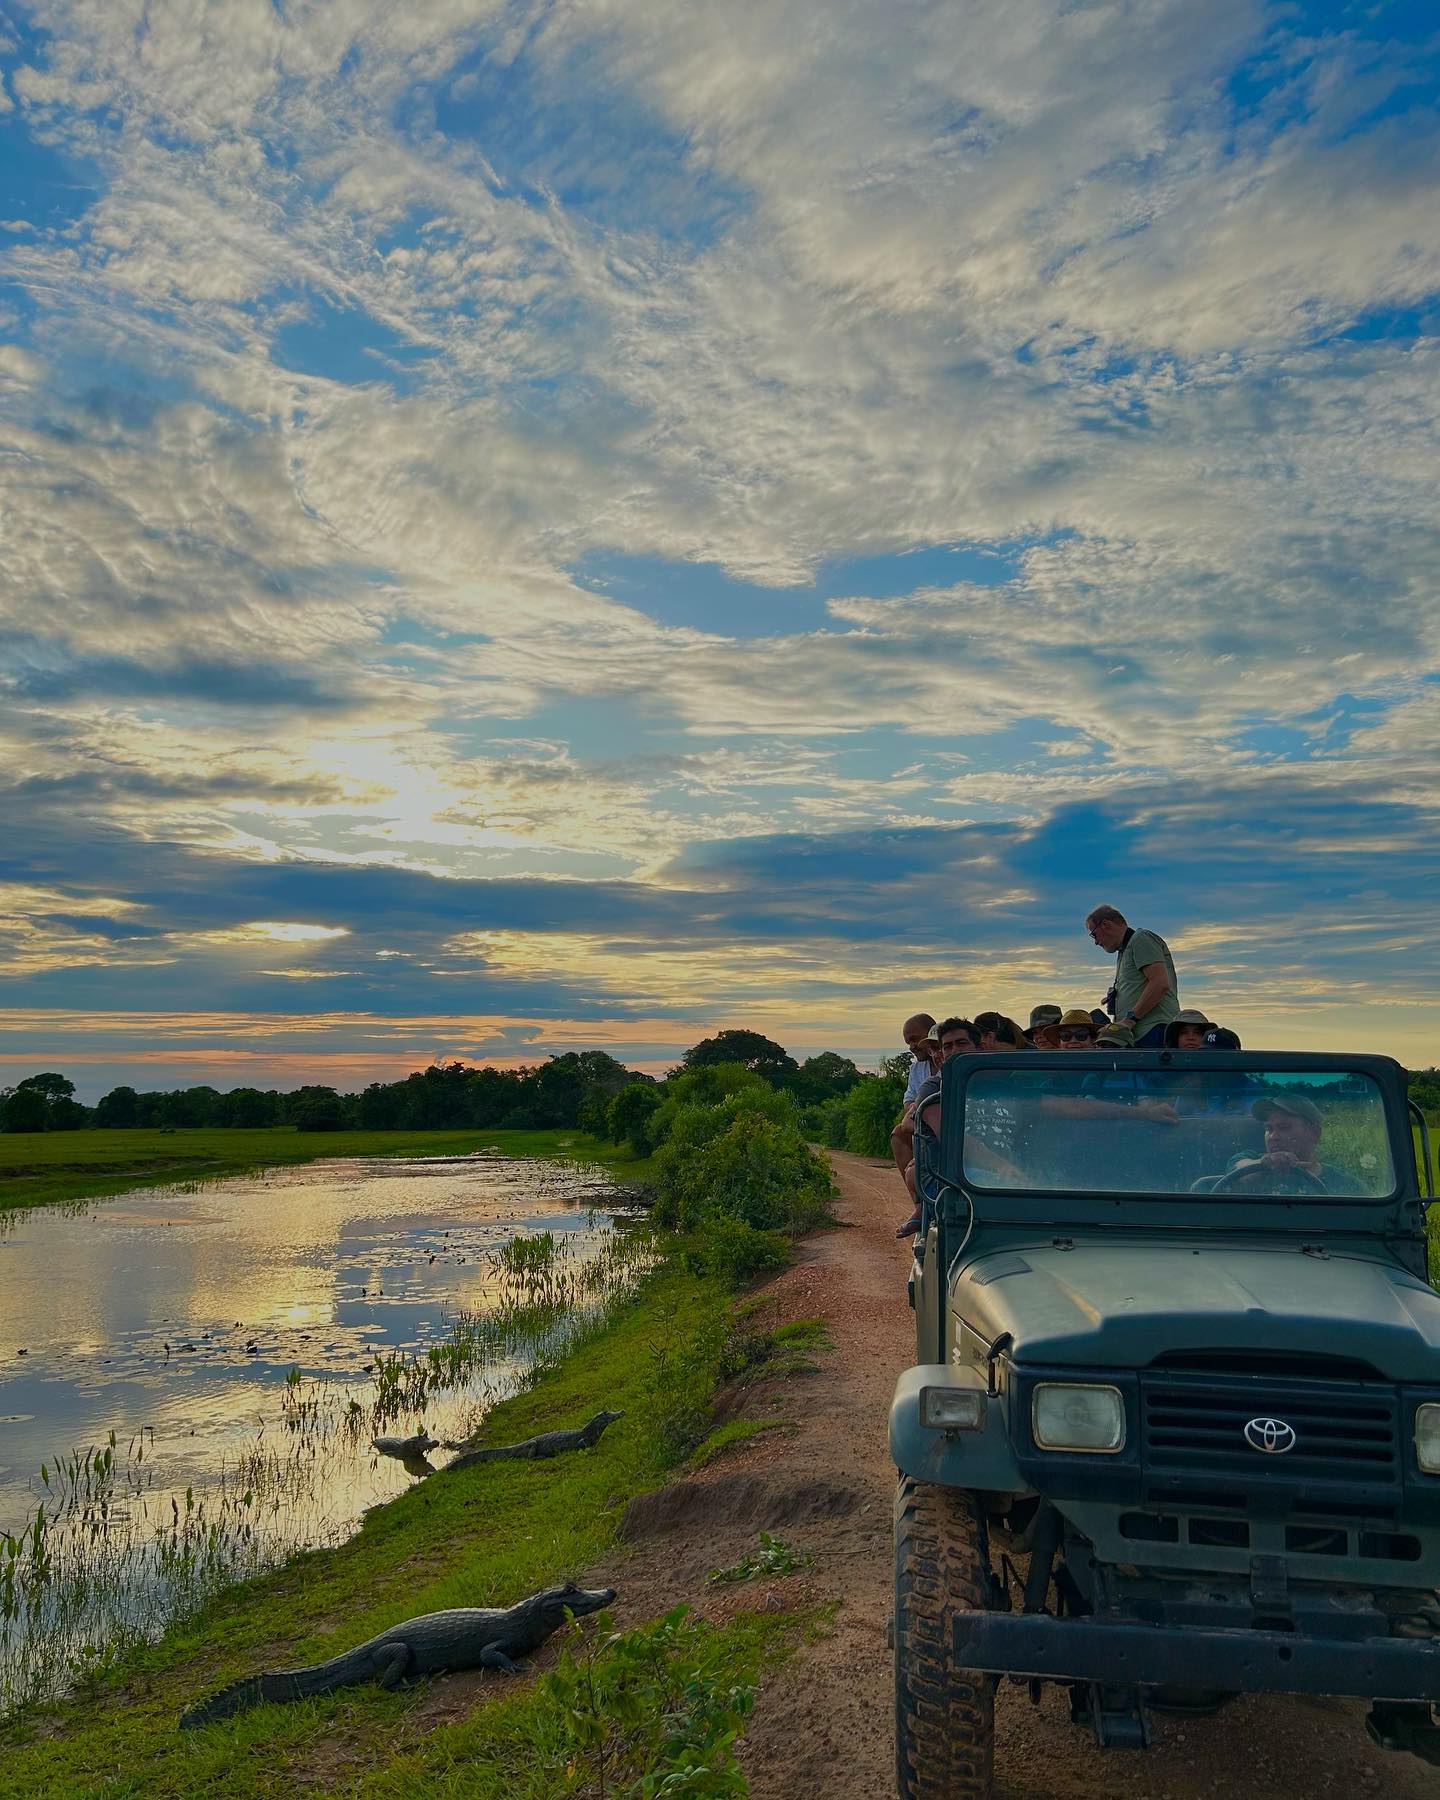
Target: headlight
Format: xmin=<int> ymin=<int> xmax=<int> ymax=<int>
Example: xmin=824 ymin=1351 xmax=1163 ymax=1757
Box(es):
xmin=1031 ymin=1383 xmax=1125 ymax=1453
xmin=1416 ymin=1404 xmax=1440 ymax=1473
xmin=920 ymin=1386 xmax=985 ymax=1431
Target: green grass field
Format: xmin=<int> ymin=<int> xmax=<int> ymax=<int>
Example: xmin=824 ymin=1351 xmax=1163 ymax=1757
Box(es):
xmin=0 ymin=1127 xmax=654 ymax=1213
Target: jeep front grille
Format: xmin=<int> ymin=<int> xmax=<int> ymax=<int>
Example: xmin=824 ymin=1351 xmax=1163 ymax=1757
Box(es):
xmin=1141 ymin=1372 xmax=1400 ymax=1491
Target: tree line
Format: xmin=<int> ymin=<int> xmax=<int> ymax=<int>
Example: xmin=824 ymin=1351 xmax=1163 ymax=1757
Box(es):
xmin=0 ymin=1030 xmax=871 ymax=1136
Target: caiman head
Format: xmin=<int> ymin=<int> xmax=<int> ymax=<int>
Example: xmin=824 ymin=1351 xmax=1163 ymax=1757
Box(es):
xmin=538 ymin=1580 xmax=615 ymax=1625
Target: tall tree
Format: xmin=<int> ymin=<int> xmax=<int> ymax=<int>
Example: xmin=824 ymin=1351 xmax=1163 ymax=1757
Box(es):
xmin=95 ymin=1085 xmax=140 ymax=1128
xmin=1 ymin=1086 xmax=49 ymax=1133
xmin=681 ymin=1030 xmax=798 ymax=1086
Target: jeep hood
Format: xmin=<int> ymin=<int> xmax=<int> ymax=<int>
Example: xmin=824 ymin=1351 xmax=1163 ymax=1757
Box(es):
xmin=955 ymin=1243 xmax=1440 ymax=1380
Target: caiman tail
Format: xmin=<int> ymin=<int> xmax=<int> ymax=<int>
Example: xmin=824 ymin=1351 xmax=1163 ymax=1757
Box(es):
xmin=180 ymin=1670 xmax=306 ymax=1728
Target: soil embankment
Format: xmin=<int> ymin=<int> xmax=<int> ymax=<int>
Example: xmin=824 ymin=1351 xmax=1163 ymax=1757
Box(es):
xmin=613 ymin=1150 xmax=1434 ymax=1800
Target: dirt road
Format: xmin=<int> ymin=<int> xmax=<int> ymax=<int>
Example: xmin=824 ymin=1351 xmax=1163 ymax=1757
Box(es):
xmin=625 ymin=1151 xmax=1435 ymax=1800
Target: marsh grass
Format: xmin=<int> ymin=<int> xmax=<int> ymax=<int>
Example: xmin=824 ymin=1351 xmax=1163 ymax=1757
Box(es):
xmin=0 ymin=1221 xmax=655 ymax=1717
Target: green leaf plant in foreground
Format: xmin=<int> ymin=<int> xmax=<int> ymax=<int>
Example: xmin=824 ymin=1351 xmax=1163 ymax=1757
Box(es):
xmin=709 ymin=1534 xmax=812 ymax=1588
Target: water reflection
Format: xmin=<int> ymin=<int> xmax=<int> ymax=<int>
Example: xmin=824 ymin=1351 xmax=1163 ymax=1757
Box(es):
xmin=0 ymin=1152 xmax=644 ymax=1709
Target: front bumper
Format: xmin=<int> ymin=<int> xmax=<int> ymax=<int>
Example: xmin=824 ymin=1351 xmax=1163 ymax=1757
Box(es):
xmin=956 ymin=1612 xmax=1440 ymax=1700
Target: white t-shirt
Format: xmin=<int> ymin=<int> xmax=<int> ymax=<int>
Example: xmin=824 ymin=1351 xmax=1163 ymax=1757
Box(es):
xmin=904 ymin=1055 xmax=936 ymax=1106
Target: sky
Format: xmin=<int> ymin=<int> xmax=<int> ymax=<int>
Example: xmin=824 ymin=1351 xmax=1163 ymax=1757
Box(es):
xmin=1 ymin=0 xmax=1439 ymax=1101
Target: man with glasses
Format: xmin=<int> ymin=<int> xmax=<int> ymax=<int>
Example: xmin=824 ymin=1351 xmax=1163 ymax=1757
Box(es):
xmin=930 ymin=1017 xmax=982 ymax=1060
xmin=1084 ymin=904 xmax=1178 ymax=1047
xmin=1055 ymin=1009 xmax=1099 ymax=1049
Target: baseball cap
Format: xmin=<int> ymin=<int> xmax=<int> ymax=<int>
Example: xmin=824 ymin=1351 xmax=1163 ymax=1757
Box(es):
xmin=1253 ymin=1095 xmax=1323 ymax=1130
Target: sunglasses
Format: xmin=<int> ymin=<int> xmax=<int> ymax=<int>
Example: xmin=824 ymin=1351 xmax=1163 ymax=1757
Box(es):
xmin=1057 ymin=1028 xmax=1093 ymax=1043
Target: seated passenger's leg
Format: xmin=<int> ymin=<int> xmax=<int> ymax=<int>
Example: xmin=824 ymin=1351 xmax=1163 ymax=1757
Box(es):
xmin=891 ymin=1114 xmax=914 ymax=1177
xmin=896 ymin=1159 xmax=922 ymax=1237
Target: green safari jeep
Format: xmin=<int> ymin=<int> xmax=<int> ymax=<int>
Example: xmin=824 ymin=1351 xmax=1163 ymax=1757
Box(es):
xmin=892 ymin=1049 xmax=1440 ymax=1796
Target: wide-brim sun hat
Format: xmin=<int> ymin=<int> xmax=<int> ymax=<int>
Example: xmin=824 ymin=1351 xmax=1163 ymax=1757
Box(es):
xmin=1164 ymin=1008 xmax=1216 ymax=1047
xmin=1056 ymin=1009 xmax=1096 ymax=1033
xmin=1025 ymin=1003 xmax=1063 ymax=1040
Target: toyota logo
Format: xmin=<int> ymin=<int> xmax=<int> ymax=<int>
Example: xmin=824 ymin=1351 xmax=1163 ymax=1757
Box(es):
xmin=1244 ymin=1417 xmax=1297 ymax=1455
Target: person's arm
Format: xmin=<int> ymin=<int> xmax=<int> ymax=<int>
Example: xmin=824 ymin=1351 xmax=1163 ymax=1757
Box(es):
xmin=961 ymin=1130 xmax=1023 ymax=1183
xmin=1123 ymin=960 xmax=1171 ymax=1027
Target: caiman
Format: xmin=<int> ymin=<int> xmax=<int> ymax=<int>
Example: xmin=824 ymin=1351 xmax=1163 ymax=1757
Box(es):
xmin=179 ymin=1580 xmax=615 ymax=1727
xmin=372 ymin=1430 xmax=441 ymax=1460
xmin=444 ymin=1408 xmax=622 ymax=1471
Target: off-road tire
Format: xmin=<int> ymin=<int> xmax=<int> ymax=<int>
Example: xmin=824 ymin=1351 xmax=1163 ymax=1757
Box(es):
xmin=894 ymin=1474 xmax=995 ymax=1798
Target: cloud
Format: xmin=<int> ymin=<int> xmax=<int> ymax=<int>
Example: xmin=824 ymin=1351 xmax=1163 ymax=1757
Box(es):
xmin=2 ymin=0 xmax=1439 ymax=1079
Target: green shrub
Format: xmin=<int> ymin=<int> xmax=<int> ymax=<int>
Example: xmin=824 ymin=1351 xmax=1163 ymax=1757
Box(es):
xmin=811 ymin=1094 xmax=850 ymax=1148
xmin=680 ymin=1216 xmax=790 ymax=1287
xmin=606 ymin=1081 xmax=661 ymax=1155
xmin=843 ymin=1072 xmax=905 ymax=1156
xmin=535 ymin=1605 xmax=757 ymax=1796
xmin=653 ymin=1096 xmax=833 ymax=1235
xmin=795 ymin=1098 xmax=846 ymax=1144
xmin=648 ymin=1064 xmax=772 ymax=1150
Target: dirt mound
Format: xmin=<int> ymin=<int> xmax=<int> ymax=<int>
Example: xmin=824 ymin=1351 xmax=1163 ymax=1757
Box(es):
xmin=620 ymin=1474 xmax=865 ymax=1541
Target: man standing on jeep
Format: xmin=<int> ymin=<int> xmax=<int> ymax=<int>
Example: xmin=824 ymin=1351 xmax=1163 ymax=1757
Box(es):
xmin=1085 ymin=904 xmax=1179 ymax=1048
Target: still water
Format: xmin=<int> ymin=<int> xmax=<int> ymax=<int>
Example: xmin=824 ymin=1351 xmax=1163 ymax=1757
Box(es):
xmin=0 ymin=1151 xmax=643 ymax=1707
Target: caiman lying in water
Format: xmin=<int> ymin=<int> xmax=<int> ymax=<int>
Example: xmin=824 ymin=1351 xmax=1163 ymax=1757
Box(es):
xmin=179 ymin=1581 xmax=615 ymax=1727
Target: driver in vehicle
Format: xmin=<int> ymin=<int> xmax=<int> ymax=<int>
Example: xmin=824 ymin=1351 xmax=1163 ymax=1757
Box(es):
xmin=1192 ymin=1094 xmax=1349 ymax=1194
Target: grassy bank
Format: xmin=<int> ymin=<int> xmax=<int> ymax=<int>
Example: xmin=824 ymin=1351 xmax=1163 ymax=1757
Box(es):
xmin=0 ymin=1126 xmax=654 ymax=1214
xmin=0 ymin=1252 xmax=797 ymax=1797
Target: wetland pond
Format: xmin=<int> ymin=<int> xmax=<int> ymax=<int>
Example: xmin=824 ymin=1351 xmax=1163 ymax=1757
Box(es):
xmin=0 ymin=1150 xmax=648 ymax=1711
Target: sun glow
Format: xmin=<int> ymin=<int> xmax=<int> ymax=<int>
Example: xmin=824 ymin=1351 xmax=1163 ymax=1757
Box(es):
xmin=236 ymin=922 xmax=350 ymax=944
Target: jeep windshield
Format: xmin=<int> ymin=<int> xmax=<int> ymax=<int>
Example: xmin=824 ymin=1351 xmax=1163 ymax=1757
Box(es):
xmin=960 ymin=1066 xmax=1395 ymax=1198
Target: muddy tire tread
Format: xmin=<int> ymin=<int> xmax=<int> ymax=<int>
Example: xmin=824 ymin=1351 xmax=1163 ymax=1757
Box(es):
xmin=894 ymin=1474 xmax=996 ymax=1798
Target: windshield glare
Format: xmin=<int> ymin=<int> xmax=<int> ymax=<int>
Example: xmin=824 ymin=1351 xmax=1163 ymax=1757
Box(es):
xmin=960 ymin=1067 xmax=1395 ymax=1199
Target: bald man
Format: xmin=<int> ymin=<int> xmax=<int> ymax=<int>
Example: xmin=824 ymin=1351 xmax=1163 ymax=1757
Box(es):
xmin=890 ymin=1012 xmax=938 ymax=1181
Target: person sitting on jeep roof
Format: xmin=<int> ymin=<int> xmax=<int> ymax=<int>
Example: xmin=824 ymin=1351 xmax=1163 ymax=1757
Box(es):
xmin=896 ymin=1020 xmax=980 ymax=1237
xmin=890 ymin=1012 xmax=938 ymax=1190
xmin=1054 ymin=1009 xmax=1097 ymax=1048
xmin=1191 ymin=1095 xmax=1349 ymax=1194
xmin=1163 ymin=1008 xmax=1215 ymax=1048
xmin=974 ymin=1011 xmax=1028 ymax=1051
xmin=1025 ymin=1003 xmax=1063 ymax=1047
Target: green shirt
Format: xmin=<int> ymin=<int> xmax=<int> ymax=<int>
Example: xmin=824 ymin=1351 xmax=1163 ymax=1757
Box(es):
xmin=1114 ymin=927 xmax=1178 ymax=1038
